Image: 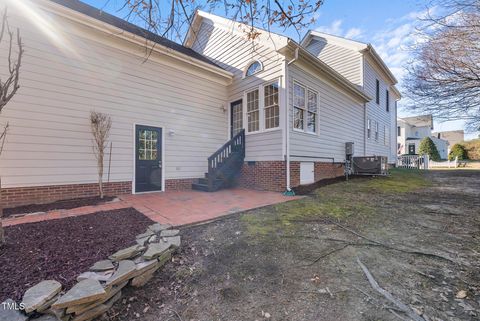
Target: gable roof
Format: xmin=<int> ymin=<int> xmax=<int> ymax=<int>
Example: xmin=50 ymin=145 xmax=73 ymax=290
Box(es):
xmin=399 ymin=115 xmax=433 ymax=129
xmin=302 ymin=30 xmax=398 ymax=86
xmin=184 ymin=10 xmax=289 ymax=49
xmin=44 ymin=0 xmax=223 ymax=69
xmin=185 ymin=10 xmax=371 ymax=103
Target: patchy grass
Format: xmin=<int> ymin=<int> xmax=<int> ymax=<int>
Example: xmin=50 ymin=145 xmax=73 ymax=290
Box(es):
xmin=364 ymin=168 xmax=431 ymax=193
xmin=241 ymin=169 xmax=429 ymax=239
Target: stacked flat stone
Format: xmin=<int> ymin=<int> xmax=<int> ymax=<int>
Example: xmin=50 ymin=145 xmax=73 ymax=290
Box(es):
xmin=1 ymin=223 xmax=180 ymax=321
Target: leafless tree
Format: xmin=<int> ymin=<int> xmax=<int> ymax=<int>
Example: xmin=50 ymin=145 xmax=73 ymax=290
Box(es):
xmin=0 ymin=7 xmax=23 ymax=247
xmin=90 ymin=111 xmax=112 ymax=199
xmin=115 ymin=0 xmax=324 ymax=41
xmin=405 ymin=0 xmax=480 ymax=132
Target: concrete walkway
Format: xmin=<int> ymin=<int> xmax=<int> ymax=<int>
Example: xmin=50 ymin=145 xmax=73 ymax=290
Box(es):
xmin=3 ymin=188 xmax=302 ymax=227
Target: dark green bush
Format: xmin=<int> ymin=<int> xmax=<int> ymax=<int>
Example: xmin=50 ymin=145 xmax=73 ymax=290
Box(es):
xmin=418 ymin=137 xmax=441 ymax=161
xmin=448 ymin=143 xmax=468 ymax=161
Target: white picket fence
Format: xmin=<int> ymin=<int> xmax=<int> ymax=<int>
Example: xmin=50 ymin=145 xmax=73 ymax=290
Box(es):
xmin=397 ymin=155 xmax=429 ymax=169
xmin=397 ymin=155 xmax=459 ymax=169
xmin=429 ymin=156 xmax=458 ymax=169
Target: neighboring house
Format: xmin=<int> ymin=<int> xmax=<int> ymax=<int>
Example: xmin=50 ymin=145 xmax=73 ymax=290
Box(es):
xmin=397 ymin=115 xmax=449 ymax=159
xmin=0 ymin=0 xmax=400 ymax=208
xmin=432 ymin=130 xmax=465 ymax=148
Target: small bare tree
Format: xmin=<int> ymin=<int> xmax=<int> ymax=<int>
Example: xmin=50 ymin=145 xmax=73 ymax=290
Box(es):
xmin=0 ymin=7 xmax=23 ymax=247
xmin=90 ymin=111 xmax=112 ymax=199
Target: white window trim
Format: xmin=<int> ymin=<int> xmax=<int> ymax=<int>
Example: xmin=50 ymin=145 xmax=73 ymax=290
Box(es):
xmin=243 ymin=60 xmax=263 ymax=79
xmin=242 ymin=79 xmax=282 ymax=136
xmin=292 ymin=80 xmax=319 ymax=136
xmin=367 ymin=118 xmax=371 ymax=139
xmin=263 ymin=79 xmax=281 ymax=132
xmin=245 ymin=87 xmax=261 ymax=134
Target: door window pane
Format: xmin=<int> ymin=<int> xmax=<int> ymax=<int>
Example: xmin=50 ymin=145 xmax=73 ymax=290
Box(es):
xmin=138 ymin=129 xmax=158 ymax=160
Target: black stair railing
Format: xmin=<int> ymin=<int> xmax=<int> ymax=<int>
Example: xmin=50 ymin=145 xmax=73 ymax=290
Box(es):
xmin=207 ymin=129 xmax=245 ymax=190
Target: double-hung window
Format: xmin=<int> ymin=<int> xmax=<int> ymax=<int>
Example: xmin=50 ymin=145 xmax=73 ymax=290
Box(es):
xmin=386 ymin=90 xmax=390 ymax=112
xmin=375 ymin=121 xmax=379 ymax=141
xmin=384 ymin=125 xmax=389 ymax=146
xmin=264 ymin=82 xmax=279 ymax=129
xmin=307 ymin=90 xmax=318 ymax=133
xmin=246 ymin=89 xmax=259 ymax=133
xmin=367 ymin=119 xmax=371 ymax=139
xmin=293 ymin=82 xmax=306 ymax=130
xmin=293 ymin=82 xmax=317 ymax=133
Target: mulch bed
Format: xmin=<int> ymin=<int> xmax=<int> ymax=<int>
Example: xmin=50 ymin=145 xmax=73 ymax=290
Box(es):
xmin=2 ymin=196 xmax=117 ymax=218
xmin=0 ymin=208 xmax=154 ymax=302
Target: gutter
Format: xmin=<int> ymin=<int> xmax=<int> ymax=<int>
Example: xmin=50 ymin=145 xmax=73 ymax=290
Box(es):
xmin=284 ymin=47 xmax=299 ymax=195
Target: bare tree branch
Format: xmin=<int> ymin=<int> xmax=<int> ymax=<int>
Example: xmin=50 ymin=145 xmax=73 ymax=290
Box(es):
xmin=0 ymin=6 xmax=24 ymax=247
xmin=405 ymin=0 xmax=480 ymax=132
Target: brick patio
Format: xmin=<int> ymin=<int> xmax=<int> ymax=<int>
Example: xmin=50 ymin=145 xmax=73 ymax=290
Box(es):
xmin=3 ymin=188 xmax=302 ymax=227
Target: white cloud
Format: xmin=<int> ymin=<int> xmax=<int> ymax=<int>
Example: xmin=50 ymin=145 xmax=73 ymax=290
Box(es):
xmin=315 ymin=19 xmax=343 ymax=35
xmin=345 ymin=27 xmax=363 ymax=39
xmin=315 ymin=20 xmax=364 ymax=40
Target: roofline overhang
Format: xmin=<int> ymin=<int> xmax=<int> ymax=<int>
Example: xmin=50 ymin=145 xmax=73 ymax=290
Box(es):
xmin=280 ymin=40 xmax=371 ymax=103
xmin=36 ymin=0 xmax=233 ymax=81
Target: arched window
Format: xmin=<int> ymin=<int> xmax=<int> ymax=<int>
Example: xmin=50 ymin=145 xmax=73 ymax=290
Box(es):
xmin=245 ymin=60 xmax=263 ymax=77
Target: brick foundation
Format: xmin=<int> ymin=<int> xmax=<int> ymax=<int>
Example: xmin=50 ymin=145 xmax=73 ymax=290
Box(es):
xmin=238 ymin=160 xmax=345 ymax=192
xmin=1 ymin=181 xmax=132 ymax=208
xmin=1 ymin=178 xmax=202 ymax=208
xmin=164 ymin=178 xmax=196 ymax=191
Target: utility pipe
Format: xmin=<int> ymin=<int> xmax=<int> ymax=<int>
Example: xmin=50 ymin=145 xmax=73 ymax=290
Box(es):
xmin=284 ymin=47 xmax=299 ymax=194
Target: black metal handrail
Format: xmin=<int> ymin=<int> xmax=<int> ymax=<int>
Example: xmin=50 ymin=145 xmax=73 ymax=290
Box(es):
xmin=207 ymin=129 xmax=245 ymax=190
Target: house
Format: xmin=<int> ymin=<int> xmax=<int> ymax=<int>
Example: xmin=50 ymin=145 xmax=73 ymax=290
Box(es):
xmin=300 ymin=31 xmax=400 ymax=162
xmin=397 ymin=115 xmax=449 ymax=159
xmin=0 ymin=0 xmax=400 ymax=208
xmin=432 ymin=130 xmax=465 ymax=148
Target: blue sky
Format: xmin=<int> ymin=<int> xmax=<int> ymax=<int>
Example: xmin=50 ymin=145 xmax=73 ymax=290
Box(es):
xmin=82 ymin=0 xmax=477 ymax=139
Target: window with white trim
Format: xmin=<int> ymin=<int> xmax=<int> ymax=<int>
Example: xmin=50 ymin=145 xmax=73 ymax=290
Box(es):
xmin=375 ymin=121 xmax=379 ymax=141
xmin=245 ymin=61 xmax=262 ymax=77
xmin=246 ymin=89 xmax=259 ymax=132
xmin=384 ymin=125 xmax=389 ymax=146
xmin=293 ymin=82 xmax=305 ymax=130
xmin=367 ymin=118 xmax=371 ymax=139
xmin=307 ymin=90 xmax=318 ymax=133
xmin=293 ymin=82 xmax=317 ymax=133
xmin=264 ymin=82 xmax=279 ymax=129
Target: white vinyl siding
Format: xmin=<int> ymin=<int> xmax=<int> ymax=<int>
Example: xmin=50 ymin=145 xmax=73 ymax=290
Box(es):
xmin=288 ymin=64 xmax=365 ymax=162
xmin=305 ymin=39 xmax=363 ymax=86
xmin=0 ymin=7 xmax=229 ymax=188
xmin=191 ymin=19 xmax=284 ymax=161
xmin=364 ymin=59 xmax=396 ymax=162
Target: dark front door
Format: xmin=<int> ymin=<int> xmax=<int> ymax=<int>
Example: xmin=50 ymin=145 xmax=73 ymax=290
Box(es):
xmin=408 ymin=143 xmax=416 ymax=155
xmin=135 ymin=125 xmax=162 ymax=193
xmin=230 ymin=99 xmax=243 ymax=138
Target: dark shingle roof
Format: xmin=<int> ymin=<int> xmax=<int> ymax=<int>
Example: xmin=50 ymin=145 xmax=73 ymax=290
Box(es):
xmin=46 ymin=0 xmax=221 ymax=68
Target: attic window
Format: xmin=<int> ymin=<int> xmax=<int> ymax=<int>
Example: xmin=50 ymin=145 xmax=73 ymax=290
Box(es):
xmin=245 ymin=61 xmax=263 ymax=77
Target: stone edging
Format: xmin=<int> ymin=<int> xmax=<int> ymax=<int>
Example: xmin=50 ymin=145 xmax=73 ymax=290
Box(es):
xmin=0 ymin=223 xmax=181 ymax=321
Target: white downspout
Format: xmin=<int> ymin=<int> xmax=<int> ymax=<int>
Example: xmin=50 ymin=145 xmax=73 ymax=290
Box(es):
xmin=285 ymin=47 xmax=299 ymax=193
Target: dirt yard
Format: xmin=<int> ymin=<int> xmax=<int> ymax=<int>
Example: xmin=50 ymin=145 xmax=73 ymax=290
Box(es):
xmin=108 ymin=169 xmax=480 ymax=321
